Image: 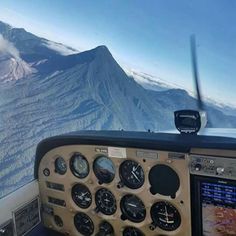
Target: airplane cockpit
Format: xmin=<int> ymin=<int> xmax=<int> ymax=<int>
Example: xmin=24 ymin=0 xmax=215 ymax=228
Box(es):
xmin=2 ymin=112 xmax=236 ymax=236
xmin=34 ymin=129 xmax=236 ymax=236
xmin=0 ymin=2 xmax=236 ymax=236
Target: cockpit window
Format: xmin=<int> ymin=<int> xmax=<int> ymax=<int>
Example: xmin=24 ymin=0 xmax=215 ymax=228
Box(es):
xmin=0 ymin=1 xmax=235 ymax=198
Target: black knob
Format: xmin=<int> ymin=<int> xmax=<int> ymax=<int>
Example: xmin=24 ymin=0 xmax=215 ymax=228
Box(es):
xmin=149 ymin=222 xmax=157 ymax=231
xmin=43 ymin=168 xmax=50 ymax=176
xmin=117 ymin=181 xmax=124 ymax=189
xmin=194 ymin=163 xmax=202 ymax=171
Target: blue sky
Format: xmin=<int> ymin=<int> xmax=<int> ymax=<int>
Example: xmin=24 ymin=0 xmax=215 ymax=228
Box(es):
xmin=0 ymin=0 xmax=235 ymax=105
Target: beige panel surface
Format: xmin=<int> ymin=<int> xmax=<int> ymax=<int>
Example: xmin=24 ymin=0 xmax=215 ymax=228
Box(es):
xmin=38 ymin=145 xmax=192 ymax=236
xmin=191 ymin=148 xmax=236 ymax=157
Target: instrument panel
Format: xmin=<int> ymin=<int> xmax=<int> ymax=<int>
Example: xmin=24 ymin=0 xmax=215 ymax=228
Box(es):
xmin=38 ymin=145 xmax=191 ymax=236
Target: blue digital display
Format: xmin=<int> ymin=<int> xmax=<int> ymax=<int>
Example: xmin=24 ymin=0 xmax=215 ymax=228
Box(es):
xmin=201 ymin=182 xmax=236 ymax=207
xmin=201 ymin=181 xmax=236 ymax=236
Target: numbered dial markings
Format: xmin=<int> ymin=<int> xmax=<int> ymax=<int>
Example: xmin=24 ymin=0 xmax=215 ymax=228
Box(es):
xmin=121 ymin=194 xmax=146 ymax=223
xmin=120 ymin=160 xmax=145 ymax=189
xmin=151 ymin=201 xmax=181 ymax=231
xmin=74 ymin=212 xmax=94 ymax=236
xmin=70 ymin=153 xmax=89 ymax=178
xmin=95 ymin=188 xmax=117 ymax=215
xmin=72 ymin=183 xmax=92 ymax=209
xmin=123 ymin=227 xmax=144 ymax=236
xmin=55 ymin=157 xmax=67 ymax=175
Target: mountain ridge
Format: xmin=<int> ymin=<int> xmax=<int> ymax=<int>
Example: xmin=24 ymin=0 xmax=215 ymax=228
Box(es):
xmin=0 ymin=21 xmax=236 ymax=198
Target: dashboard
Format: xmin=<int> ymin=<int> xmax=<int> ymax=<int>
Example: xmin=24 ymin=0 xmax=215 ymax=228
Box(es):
xmin=35 ymin=131 xmax=236 ymax=236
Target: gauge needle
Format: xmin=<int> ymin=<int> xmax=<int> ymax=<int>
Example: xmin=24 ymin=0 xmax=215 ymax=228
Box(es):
xmin=167 ymin=219 xmax=174 ymax=223
xmin=104 ymin=198 xmax=110 ymax=202
xmin=158 ymin=212 xmax=168 ymax=216
xmin=127 ymin=203 xmax=137 ymax=207
xmin=133 ymin=164 xmax=140 ymax=172
xmin=159 ymin=217 xmax=168 ymax=223
xmin=131 ymin=171 xmax=140 ymax=182
xmin=165 ymin=206 xmax=170 ymax=223
xmin=158 ymin=212 xmax=174 ymax=217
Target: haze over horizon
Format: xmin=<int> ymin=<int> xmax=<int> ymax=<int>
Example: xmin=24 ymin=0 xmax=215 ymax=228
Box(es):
xmin=0 ymin=0 xmax=235 ymax=106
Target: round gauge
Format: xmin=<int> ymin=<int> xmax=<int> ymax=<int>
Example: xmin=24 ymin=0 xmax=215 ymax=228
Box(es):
xmin=72 ymin=183 xmax=92 ymax=209
xmin=95 ymin=188 xmax=117 ymax=215
xmin=120 ymin=194 xmax=146 ymax=223
xmin=93 ymin=156 xmax=115 ymax=184
xmin=55 ymin=157 xmax=67 ymax=175
xmin=98 ymin=221 xmax=114 ymax=235
xmin=151 ymin=201 xmax=181 ymax=231
xmin=119 ymin=160 xmax=145 ymax=189
xmin=70 ymin=153 xmax=89 ymax=178
xmin=123 ymin=227 xmax=144 ymax=236
xmin=74 ymin=212 xmax=94 ymax=235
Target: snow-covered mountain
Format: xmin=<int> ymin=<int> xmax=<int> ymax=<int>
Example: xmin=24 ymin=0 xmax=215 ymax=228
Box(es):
xmin=0 ymin=21 xmax=78 ymax=65
xmin=124 ymin=68 xmax=176 ymax=92
xmin=125 ymin=67 xmax=236 ymax=118
xmin=0 ymin=21 xmax=236 ymax=198
xmin=0 ymin=53 xmax=36 ymax=82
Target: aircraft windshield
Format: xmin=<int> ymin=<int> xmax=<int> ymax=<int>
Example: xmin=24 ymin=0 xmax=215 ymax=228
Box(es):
xmin=0 ymin=1 xmax=235 ymax=198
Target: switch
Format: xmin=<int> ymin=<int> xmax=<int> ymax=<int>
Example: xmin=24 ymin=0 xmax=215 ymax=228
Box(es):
xmin=194 ymin=163 xmax=202 ymax=171
xmin=216 ymin=167 xmax=224 ymax=175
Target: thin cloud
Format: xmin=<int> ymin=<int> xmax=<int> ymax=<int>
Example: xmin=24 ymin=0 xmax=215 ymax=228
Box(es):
xmin=0 ymin=34 xmax=20 ymax=58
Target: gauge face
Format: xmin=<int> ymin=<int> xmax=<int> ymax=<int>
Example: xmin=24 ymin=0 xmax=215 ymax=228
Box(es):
xmin=119 ymin=160 xmax=145 ymax=189
xmin=72 ymin=183 xmax=92 ymax=209
xmin=99 ymin=221 xmax=114 ymax=234
xmin=151 ymin=201 xmax=181 ymax=231
xmin=70 ymin=153 xmax=89 ymax=178
xmin=93 ymin=156 xmax=115 ymax=184
xmin=74 ymin=212 xmax=94 ymax=235
xmin=55 ymin=157 xmax=67 ymax=175
xmin=123 ymin=227 xmax=144 ymax=236
xmin=95 ymin=188 xmax=117 ymax=215
xmin=120 ymin=194 xmax=146 ymax=223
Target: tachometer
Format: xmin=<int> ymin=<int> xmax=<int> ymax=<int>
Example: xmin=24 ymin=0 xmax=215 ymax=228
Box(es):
xmin=55 ymin=157 xmax=67 ymax=175
xmin=119 ymin=160 xmax=145 ymax=189
xmin=123 ymin=227 xmax=144 ymax=236
xmin=95 ymin=188 xmax=117 ymax=215
xmin=70 ymin=153 xmax=89 ymax=178
xmin=93 ymin=156 xmax=115 ymax=184
xmin=72 ymin=183 xmax=92 ymax=209
xmin=150 ymin=201 xmax=181 ymax=231
xmin=74 ymin=212 xmax=94 ymax=236
xmin=120 ymin=194 xmax=146 ymax=223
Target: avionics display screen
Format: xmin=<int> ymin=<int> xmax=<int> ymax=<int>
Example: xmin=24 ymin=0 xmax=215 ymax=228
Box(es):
xmin=201 ymin=181 xmax=236 ymax=236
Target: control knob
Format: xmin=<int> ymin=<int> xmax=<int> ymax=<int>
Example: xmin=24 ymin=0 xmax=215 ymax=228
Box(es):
xmin=216 ymin=167 xmax=224 ymax=175
xmin=194 ymin=163 xmax=202 ymax=171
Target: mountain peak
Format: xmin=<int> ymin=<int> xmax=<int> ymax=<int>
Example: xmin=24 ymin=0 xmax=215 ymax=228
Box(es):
xmin=0 ymin=21 xmax=11 ymax=27
xmin=92 ymin=45 xmax=112 ymax=57
xmin=94 ymin=45 xmax=109 ymax=51
xmin=0 ymin=21 xmax=12 ymax=32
